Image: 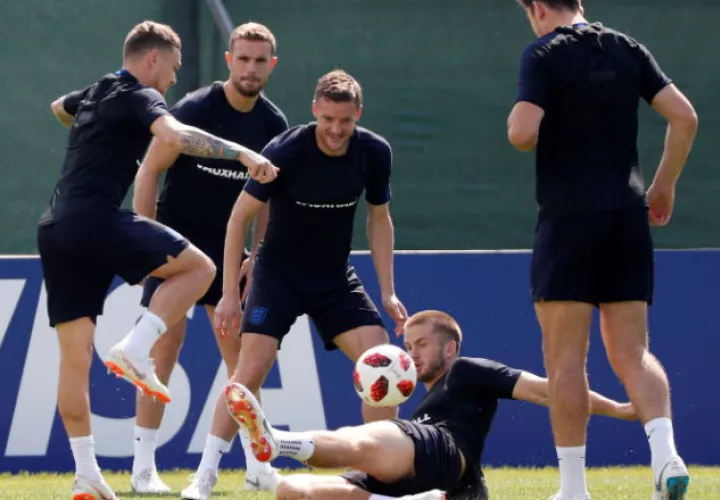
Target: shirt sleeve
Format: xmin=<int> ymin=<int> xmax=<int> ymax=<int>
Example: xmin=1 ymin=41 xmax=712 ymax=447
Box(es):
xmin=637 ymin=42 xmax=672 ymax=104
xmin=62 ymin=87 xmax=91 ymax=116
xmin=365 ymin=140 xmax=392 ymax=205
xmin=449 ymin=357 xmax=523 ymax=400
xmin=128 ymin=87 xmax=171 ymax=129
xmin=515 ymin=44 xmax=549 ymax=109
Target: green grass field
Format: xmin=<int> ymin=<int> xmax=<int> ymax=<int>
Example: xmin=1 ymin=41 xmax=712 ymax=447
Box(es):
xmin=0 ymin=466 xmax=718 ymax=499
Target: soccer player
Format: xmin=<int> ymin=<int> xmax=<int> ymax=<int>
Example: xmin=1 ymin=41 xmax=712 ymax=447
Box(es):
xmin=40 ymin=21 xmax=278 ymax=499
xmin=222 ymin=310 xmax=637 ymax=500
xmin=182 ymin=69 xmax=408 ymax=499
xmin=130 ymin=22 xmax=288 ymax=495
xmin=507 ymin=2 xmax=698 ymax=499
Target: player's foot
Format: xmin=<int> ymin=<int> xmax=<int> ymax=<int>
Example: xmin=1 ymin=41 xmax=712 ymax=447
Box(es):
xmin=105 ymin=344 xmax=171 ymax=403
xmin=400 ymin=490 xmax=446 ymax=500
xmin=223 ymin=382 xmax=278 ymax=462
xmin=180 ymin=470 xmax=217 ymax=500
xmin=548 ymin=494 xmax=591 ymax=500
xmin=652 ymin=456 xmax=690 ymax=500
xmin=131 ymin=467 xmax=171 ymax=494
xmin=244 ymin=468 xmax=281 ymax=491
xmin=72 ymin=475 xmax=118 ymax=500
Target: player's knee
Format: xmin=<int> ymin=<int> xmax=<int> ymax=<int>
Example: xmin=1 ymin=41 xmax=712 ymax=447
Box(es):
xmin=606 ymin=345 xmax=648 ymax=376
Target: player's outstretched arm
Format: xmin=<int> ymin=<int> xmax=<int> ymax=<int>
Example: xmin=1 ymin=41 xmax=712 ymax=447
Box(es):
xmin=149 ymin=115 xmax=278 ymax=183
xmin=512 ymin=371 xmax=637 ymax=421
xmin=215 ymin=191 xmax=266 ymax=336
xmin=133 ymin=138 xmax=181 ymax=219
xmin=367 ymin=203 xmax=407 ymax=334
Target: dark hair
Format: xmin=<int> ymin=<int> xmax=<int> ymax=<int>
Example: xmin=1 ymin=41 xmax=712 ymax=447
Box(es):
xmin=314 ymin=69 xmax=363 ymax=107
xmin=518 ymin=0 xmax=581 ymax=11
xmin=406 ymin=310 xmax=463 ymax=354
xmin=123 ymin=21 xmax=181 ymax=59
xmin=228 ymin=22 xmax=277 ymax=55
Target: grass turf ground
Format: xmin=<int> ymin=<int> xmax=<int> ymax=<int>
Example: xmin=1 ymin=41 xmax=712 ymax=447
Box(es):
xmin=0 ymin=467 xmax=718 ymax=499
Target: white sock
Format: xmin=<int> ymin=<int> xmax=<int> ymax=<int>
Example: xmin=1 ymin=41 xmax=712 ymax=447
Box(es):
xmin=70 ymin=435 xmax=102 ymax=481
xmin=240 ymin=429 xmax=273 ymax=475
xmin=645 ymin=417 xmax=679 ymax=477
xmin=272 ymin=428 xmax=315 ymax=462
xmin=119 ymin=312 xmax=167 ymax=360
xmin=198 ymin=435 xmax=232 ymax=476
xmin=133 ymin=426 xmax=159 ymax=475
xmin=370 ymin=495 xmax=397 ymax=500
xmin=557 ymin=446 xmax=589 ymax=497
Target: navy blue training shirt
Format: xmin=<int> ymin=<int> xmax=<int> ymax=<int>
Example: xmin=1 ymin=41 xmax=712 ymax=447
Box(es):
xmin=157 ymin=83 xmax=288 ymax=240
xmin=244 ymin=123 xmax=392 ymax=271
xmin=40 ymin=71 xmax=170 ymax=225
xmin=410 ymin=357 xmax=522 ymax=496
xmin=516 ymin=22 xmax=672 ymax=218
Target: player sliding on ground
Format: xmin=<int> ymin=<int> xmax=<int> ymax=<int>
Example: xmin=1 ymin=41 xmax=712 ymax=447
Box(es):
xmin=223 ymin=310 xmax=637 ymax=500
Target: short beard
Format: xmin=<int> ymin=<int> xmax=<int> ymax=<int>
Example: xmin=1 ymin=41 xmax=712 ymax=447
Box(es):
xmin=232 ymin=79 xmax=263 ymax=98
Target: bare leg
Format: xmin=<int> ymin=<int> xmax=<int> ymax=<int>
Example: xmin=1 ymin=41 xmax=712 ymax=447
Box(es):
xmin=535 ymin=301 xmax=593 ymax=498
xmin=600 ymin=301 xmax=684 ymax=483
xmin=334 ymin=325 xmax=398 ymax=422
xmin=276 ymin=475 xmax=371 ymax=500
xmin=57 ymin=318 xmax=95 ymax=439
xmin=148 ymin=245 xmax=215 ymax=326
xmin=56 ymin=318 xmax=107 ymax=486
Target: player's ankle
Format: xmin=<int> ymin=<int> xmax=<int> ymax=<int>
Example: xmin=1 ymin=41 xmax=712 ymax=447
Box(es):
xmin=645 ymin=417 xmax=679 ymax=476
xmin=273 ymin=429 xmax=315 ymax=461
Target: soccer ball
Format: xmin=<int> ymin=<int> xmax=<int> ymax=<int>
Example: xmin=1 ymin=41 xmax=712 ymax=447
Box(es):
xmin=353 ymin=344 xmax=417 ymax=407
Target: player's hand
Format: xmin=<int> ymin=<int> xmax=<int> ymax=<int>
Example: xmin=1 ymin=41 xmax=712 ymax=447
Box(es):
xmin=240 ymin=150 xmax=279 ymax=184
xmin=646 ymin=181 xmax=675 ymax=227
xmin=239 ymin=257 xmax=254 ymax=306
xmin=214 ymin=293 xmax=242 ymax=338
xmin=615 ymin=402 xmax=639 ymax=421
xmin=382 ymin=293 xmax=408 ymax=336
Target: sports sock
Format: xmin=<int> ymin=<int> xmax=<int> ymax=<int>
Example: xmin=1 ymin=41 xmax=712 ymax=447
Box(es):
xmin=133 ymin=426 xmax=159 ymax=476
xmin=272 ymin=428 xmax=315 ymax=462
xmin=645 ymin=417 xmax=679 ymax=478
xmin=557 ymin=446 xmax=589 ymax=498
xmin=240 ymin=428 xmax=273 ymax=475
xmin=197 ymin=434 xmax=231 ymax=476
xmin=70 ymin=435 xmax=102 ymax=481
xmin=119 ymin=311 xmax=167 ymax=360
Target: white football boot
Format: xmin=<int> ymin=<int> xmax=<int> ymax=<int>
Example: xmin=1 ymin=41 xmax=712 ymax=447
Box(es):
xmin=652 ymin=456 xmax=690 ymax=500
xmin=180 ymin=470 xmax=218 ymax=500
xmin=71 ymin=475 xmax=118 ymax=500
xmin=244 ymin=467 xmax=281 ymax=491
xmin=223 ymin=382 xmax=278 ymax=463
xmin=130 ymin=467 xmax=171 ymax=494
xmin=105 ymin=344 xmax=171 ymax=403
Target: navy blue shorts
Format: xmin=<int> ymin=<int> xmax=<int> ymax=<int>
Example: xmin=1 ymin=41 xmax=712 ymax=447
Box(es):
xmin=341 ymin=420 xmax=487 ymax=500
xmin=241 ymin=258 xmax=384 ymax=350
xmin=37 ymin=210 xmax=188 ymax=327
xmin=531 ymin=207 xmax=654 ymax=306
xmin=141 ymin=235 xmax=249 ymax=308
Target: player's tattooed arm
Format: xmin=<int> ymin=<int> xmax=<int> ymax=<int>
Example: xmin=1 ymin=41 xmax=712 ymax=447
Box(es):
xmin=151 ymin=115 xmax=278 ymax=183
xmin=178 ymin=126 xmax=247 ymax=160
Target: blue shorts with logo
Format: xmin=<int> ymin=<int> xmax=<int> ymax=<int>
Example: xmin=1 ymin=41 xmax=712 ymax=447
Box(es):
xmin=241 ymin=256 xmax=384 ymax=349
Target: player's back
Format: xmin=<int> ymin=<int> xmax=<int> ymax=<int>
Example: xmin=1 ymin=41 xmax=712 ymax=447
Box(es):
xmin=157 ymin=83 xmax=288 ymax=240
xmin=40 ymin=70 xmax=168 ymax=226
xmin=525 ymin=23 xmax=670 ymax=217
xmin=246 ymin=123 xmax=392 ymax=272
